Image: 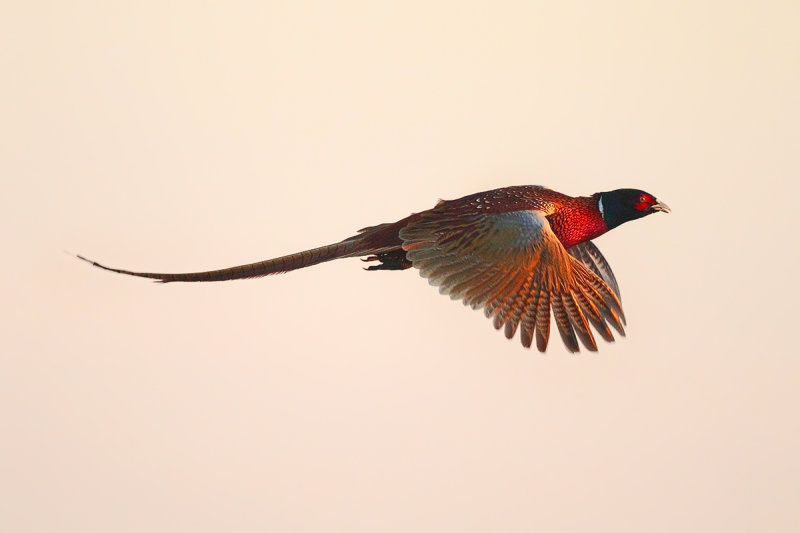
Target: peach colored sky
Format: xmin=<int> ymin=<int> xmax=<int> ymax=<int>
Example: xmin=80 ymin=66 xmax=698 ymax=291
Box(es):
xmin=2 ymin=1 xmax=799 ymax=532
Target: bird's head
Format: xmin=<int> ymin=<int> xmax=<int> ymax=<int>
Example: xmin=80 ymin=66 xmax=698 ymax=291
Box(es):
xmin=597 ymin=188 xmax=670 ymax=230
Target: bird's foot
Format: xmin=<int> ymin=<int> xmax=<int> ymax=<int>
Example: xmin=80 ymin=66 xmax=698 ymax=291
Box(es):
xmin=361 ymin=251 xmax=412 ymax=271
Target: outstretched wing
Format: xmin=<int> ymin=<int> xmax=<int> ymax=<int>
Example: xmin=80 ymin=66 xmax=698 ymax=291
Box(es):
xmin=567 ymin=241 xmax=621 ymax=300
xmin=399 ymin=209 xmax=625 ymax=352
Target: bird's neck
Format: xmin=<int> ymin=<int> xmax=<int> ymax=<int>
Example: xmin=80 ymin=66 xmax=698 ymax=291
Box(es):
xmin=548 ymin=195 xmax=609 ymax=248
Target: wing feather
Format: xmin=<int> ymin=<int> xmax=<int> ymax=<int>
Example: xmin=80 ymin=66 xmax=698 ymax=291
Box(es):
xmin=551 ymin=294 xmax=579 ymax=353
xmin=572 ymin=285 xmax=615 ymax=343
xmin=400 ymin=208 xmax=626 ymax=352
xmin=504 ymin=275 xmax=537 ymax=340
xmin=568 ymin=241 xmax=621 ymax=299
xmin=565 ymin=290 xmax=597 ymax=351
xmin=519 ymin=287 xmax=542 ymax=348
xmin=534 ymin=291 xmax=552 ymax=352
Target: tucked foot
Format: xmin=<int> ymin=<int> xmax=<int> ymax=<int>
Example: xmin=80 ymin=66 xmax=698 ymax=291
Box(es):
xmin=362 ymin=250 xmax=412 ymax=271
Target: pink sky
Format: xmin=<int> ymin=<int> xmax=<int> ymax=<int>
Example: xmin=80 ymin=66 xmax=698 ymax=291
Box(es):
xmin=3 ymin=2 xmax=799 ymax=531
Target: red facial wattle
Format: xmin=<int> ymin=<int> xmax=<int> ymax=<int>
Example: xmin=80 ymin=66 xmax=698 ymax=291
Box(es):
xmin=634 ymin=194 xmax=655 ymax=212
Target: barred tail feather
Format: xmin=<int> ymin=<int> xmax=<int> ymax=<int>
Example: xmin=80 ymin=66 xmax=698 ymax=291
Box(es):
xmin=76 ymin=235 xmax=397 ymax=283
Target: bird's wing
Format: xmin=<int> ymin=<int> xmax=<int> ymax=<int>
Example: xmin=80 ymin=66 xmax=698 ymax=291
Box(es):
xmin=399 ymin=209 xmax=625 ymax=352
xmin=567 ymin=241 xmax=621 ymax=300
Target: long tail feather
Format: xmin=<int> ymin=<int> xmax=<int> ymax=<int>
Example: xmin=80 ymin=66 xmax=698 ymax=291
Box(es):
xmin=76 ymin=230 xmax=404 ymax=283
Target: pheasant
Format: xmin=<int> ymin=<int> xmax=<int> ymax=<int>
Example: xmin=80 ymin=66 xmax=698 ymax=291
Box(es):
xmin=78 ymin=186 xmax=669 ymax=352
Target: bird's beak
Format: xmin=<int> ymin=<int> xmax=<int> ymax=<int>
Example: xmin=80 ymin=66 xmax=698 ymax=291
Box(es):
xmin=651 ymin=200 xmax=671 ymax=213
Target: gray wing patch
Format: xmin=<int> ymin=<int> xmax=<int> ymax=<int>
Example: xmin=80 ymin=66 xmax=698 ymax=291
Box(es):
xmin=567 ymin=241 xmax=621 ymax=300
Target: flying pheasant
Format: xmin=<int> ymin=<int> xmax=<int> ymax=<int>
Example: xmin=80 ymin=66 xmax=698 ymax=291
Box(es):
xmin=78 ymin=186 xmax=669 ymax=352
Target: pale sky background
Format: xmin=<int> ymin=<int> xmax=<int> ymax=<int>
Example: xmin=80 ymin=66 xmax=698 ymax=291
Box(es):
xmin=2 ymin=1 xmax=799 ymax=532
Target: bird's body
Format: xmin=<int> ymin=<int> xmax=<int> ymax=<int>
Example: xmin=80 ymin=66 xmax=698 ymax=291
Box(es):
xmin=78 ymin=185 xmax=669 ymax=352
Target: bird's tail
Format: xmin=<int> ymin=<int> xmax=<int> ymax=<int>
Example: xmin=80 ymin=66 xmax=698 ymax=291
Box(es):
xmin=76 ymin=221 xmax=409 ymax=283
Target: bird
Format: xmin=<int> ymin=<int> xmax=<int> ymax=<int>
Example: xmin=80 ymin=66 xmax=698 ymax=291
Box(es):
xmin=77 ymin=185 xmax=669 ymax=352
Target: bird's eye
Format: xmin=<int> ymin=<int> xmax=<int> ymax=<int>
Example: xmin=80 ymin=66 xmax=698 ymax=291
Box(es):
xmin=639 ymin=195 xmax=647 ymax=203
